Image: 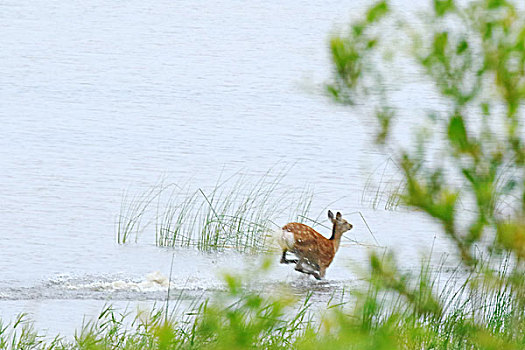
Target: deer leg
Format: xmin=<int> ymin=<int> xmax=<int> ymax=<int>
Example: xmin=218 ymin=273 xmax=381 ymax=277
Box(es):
xmin=313 ymin=267 xmax=326 ymax=280
xmin=306 ymin=262 xmax=322 ymax=280
xmin=309 ymin=260 xmax=320 ymax=271
xmin=295 ymin=258 xmax=321 ymax=279
xmin=311 ymin=271 xmax=322 ymax=280
xmin=280 ymin=250 xmax=298 ymax=264
xmin=294 ymin=257 xmax=307 ymax=274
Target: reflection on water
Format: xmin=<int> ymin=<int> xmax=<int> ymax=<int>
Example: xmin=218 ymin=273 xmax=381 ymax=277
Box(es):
xmin=1 ymin=0 xmax=456 ymax=335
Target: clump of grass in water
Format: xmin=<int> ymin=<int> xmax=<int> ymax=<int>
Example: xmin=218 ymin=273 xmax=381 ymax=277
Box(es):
xmin=362 ymin=157 xmax=405 ymax=211
xmin=117 ymin=170 xmax=314 ymax=253
xmin=156 ymin=171 xmax=314 ymax=253
xmin=116 ymin=183 xmax=167 ymax=244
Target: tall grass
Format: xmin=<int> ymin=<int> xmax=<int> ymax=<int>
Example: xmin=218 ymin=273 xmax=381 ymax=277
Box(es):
xmin=1 ymin=258 xmax=523 ymax=349
xmin=116 ymin=184 xmax=166 ymax=244
xmin=117 ymin=170 xmax=314 ymax=253
xmin=362 ymin=157 xmax=405 ymax=211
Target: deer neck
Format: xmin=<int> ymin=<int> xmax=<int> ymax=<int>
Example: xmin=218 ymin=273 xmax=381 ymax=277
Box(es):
xmin=329 ymin=225 xmax=343 ymax=252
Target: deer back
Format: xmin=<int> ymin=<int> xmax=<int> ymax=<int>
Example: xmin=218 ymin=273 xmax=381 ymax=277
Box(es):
xmin=282 ymin=222 xmax=336 ymax=267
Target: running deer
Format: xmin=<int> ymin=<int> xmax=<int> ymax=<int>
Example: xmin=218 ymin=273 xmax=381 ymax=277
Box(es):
xmin=277 ymin=210 xmax=353 ymax=280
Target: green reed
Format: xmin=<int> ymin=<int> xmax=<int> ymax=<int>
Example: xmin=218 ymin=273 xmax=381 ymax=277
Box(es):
xmin=117 ymin=170 xmax=314 ymax=253
xmin=117 ymin=184 xmax=166 ymax=244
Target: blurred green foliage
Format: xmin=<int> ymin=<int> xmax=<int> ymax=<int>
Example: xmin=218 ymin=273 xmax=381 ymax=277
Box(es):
xmin=326 ymin=0 xmax=525 ymax=347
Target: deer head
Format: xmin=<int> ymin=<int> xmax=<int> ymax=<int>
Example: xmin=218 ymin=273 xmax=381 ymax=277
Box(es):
xmin=328 ymin=210 xmax=353 ymax=241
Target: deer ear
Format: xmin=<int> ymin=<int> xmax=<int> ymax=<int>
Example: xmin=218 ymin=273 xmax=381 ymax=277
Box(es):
xmin=328 ymin=210 xmax=334 ymax=221
xmin=336 ymin=212 xmax=342 ymax=221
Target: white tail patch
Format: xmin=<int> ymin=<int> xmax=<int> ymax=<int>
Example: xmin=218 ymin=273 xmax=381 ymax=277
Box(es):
xmin=275 ymin=228 xmax=295 ymax=250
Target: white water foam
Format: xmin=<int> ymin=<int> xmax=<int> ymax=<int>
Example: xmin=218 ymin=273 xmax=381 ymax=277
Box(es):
xmin=65 ymin=271 xmax=169 ymax=292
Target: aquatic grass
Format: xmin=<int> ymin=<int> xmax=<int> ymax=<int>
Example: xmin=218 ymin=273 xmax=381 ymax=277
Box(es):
xmin=117 ymin=183 xmax=168 ymax=244
xmin=185 ymin=173 xmax=313 ymax=253
xmin=362 ymin=157 xmax=405 ymax=211
xmin=0 ymin=314 xmax=43 ymax=350
xmin=118 ymin=170 xmax=315 ymax=253
xmin=348 ymin=255 xmax=523 ymax=349
xmin=155 ymin=185 xmax=200 ymax=248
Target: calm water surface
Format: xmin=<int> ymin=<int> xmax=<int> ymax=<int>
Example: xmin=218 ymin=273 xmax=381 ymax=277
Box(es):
xmin=1 ymin=0 xmax=456 ymax=336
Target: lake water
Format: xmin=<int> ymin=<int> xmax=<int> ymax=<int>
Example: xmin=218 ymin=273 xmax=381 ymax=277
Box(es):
xmin=1 ymin=0 xmax=458 ymax=337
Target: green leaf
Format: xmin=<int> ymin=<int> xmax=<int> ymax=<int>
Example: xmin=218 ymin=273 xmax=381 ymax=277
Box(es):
xmin=487 ymin=0 xmax=508 ymax=9
xmin=448 ymin=114 xmax=469 ymax=152
xmin=434 ymin=0 xmax=455 ymax=17
xmin=326 ymin=84 xmax=339 ymax=99
xmin=456 ymin=39 xmax=468 ymax=54
xmin=366 ymin=1 xmax=389 ymax=24
xmin=433 ymin=32 xmax=449 ymax=57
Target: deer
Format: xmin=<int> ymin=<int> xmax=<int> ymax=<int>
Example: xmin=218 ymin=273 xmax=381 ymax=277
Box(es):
xmin=277 ymin=210 xmax=353 ymax=280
